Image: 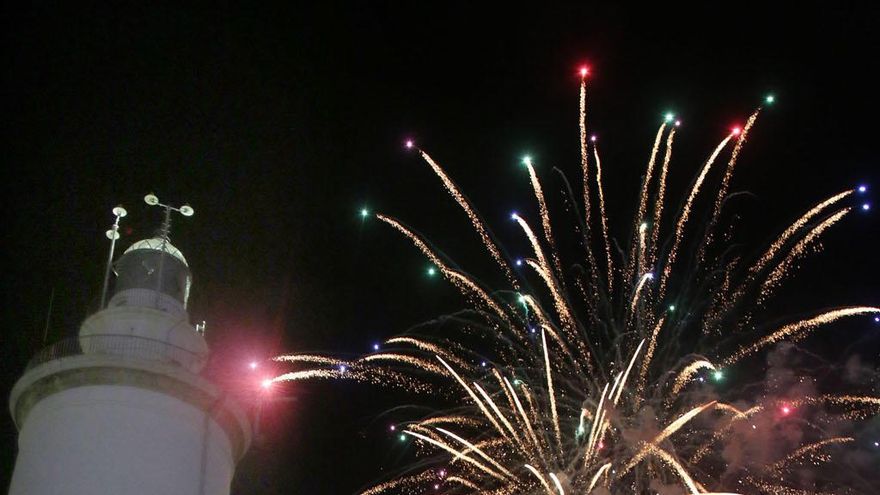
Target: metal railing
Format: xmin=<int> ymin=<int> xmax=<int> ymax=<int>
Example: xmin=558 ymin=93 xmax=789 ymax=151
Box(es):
xmin=27 ymin=334 xmax=208 ymax=371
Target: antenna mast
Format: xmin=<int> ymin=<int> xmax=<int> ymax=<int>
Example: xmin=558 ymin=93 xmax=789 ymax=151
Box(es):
xmin=99 ymin=206 xmax=128 ymax=309
xmin=143 ymin=193 xmax=194 ymax=308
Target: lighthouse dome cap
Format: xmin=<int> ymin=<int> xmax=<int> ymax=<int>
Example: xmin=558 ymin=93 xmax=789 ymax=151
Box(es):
xmin=123 ymin=238 xmax=188 ymax=267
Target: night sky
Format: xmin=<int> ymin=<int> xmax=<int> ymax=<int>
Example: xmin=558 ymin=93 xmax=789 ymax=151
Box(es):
xmin=2 ymin=3 xmax=879 ymax=493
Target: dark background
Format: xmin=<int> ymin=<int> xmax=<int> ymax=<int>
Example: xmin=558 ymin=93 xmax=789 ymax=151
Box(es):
xmin=2 ymin=2 xmax=878 ymax=493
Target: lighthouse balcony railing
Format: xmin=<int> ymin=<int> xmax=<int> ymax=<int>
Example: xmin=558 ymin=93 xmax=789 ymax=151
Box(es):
xmin=26 ymin=334 xmax=208 ymax=371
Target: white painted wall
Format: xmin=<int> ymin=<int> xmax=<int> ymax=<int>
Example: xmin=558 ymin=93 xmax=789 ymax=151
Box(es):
xmin=9 ymin=385 xmax=236 ymax=495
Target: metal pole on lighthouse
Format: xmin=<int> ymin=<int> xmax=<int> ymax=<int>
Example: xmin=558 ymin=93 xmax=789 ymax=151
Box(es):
xmin=99 ymin=205 xmax=127 ymax=309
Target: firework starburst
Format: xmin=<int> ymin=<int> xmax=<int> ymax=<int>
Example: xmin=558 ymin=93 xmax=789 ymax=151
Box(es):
xmin=272 ymin=70 xmax=878 ymax=494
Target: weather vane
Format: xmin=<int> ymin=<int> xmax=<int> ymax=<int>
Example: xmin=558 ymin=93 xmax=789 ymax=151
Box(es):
xmin=143 ymin=192 xmax=194 ymax=241
xmin=143 ymin=193 xmax=194 ymax=305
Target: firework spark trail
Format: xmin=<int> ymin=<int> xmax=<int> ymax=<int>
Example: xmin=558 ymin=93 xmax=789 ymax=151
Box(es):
xmin=703 ymin=110 xmax=761 ymax=251
xmin=548 ymin=472 xmax=565 ymax=495
xmin=418 ymin=150 xmax=518 ymax=288
xmin=591 ymin=144 xmax=614 ymax=293
xmin=768 ymin=437 xmax=854 ymax=472
xmin=523 ymin=296 xmax=591 ymax=379
xmin=690 ymin=405 xmax=763 ymax=464
xmin=358 ymin=470 xmax=435 ymax=495
xmin=447 ymin=271 xmax=514 ymax=323
xmin=435 ymin=427 xmax=516 ymax=478
xmin=520 ymin=383 xmax=541 ymax=427
xmin=636 ymin=316 xmax=666 ymax=402
xmin=584 ymin=383 xmax=610 ymax=465
xmin=377 ymin=214 xmax=511 ymax=323
xmin=518 ymin=215 xmax=576 ymax=330
xmin=436 ymin=355 xmax=512 ymax=441
xmin=758 ymin=208 xmax=851 ymax=303
xmin=659 ymin=134 xmax=735 ymax=299
xmin=527 ymin=160 xmax=566 ymax=285
xmin=621 ymin=401 xmax=717 ymax=475
xmin=713 ymin=402 xmax=748 ymax=419
xmin=418 ymin=416 xmax=484 ymax=428
xmin=629 ymin=272 xmax=655 ymax=319
xmin=648 ymin=446 xmax=701 ymax=494
xmin=722 ymin=306 xmax=880 ymax=365
xmin=404 ymin=430 xmax=509 ymax=481
xmin=745 ymin=479 xmax=839 ymax=495
xmin=791 ymin=394 xmax=880 ymax=409
xmin=504 ymin=376 xmax=546 ymax=458
xmin=446 ymin=476 xmax=479 ymax=490
xmin=448 ymin=438 xmax=507 ymax=469
xmin=385 ymin=337 xmax=474 ymax=370
xmin=750 ymin=190 xmax=853 ymax=277
xmin=541 ymin=328 xmax=564 ymax=456
xmin=492 ymin=369 xmax=519 ymax=414
xmin=360 ymin=353 xmax=446 ymax=375
xmin=473 ymin=382 xmax=529 ymax=452
xmin=578 ymin=76 xmax=602 ymax=304
xmin=272 ymin=369 xmax=344 ymax=382
xmin=272 ymin=354 xmax=344 ymax=366
xmin=637 ymin=221 xmax=649 ymax=281
xmin=272 ymin=367 xmax=433 ymax=394
xmin=586 ymin=463 xmax=611 ymax=493
xmin=526 ymin=261 xmax=574 ymax=331
xmin=522 ymin=295 xmax=585 ymax=372
xmin=649 ymin=127 xmax=677 ymax=267
xmin=607 ymin=371 xmax=624 ymax=413
xmin=669 ymin=359 xmax=717 ymax=397
xmin=579 ymin=77 xmax=592 ymax=234
xmin=524 ymin=464 xmax=555 ymax=495
xmin=590 ymin=374 xmax=621 ymax=458
xmin=627 ymin=123 xmax=667 ymax=285
xmin=612 ymin=339 xmax=645 ymax=404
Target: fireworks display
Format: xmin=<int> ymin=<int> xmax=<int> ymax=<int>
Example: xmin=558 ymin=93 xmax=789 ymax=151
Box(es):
xmin=271 ymin=71 xmax=879 ymax=494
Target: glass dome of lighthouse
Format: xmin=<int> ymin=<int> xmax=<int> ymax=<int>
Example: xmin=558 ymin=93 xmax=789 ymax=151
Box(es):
xmin=112 ymin=236 xmax=193 ymax=308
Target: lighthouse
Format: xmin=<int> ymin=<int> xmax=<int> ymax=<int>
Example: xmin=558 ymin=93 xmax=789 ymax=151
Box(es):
xmin=8 ymin=195 xmax=251 ymax=495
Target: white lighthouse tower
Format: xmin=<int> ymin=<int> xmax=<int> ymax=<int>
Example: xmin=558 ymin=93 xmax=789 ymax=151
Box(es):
xmin=8 ymin=195 xmax=251 ymax=495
